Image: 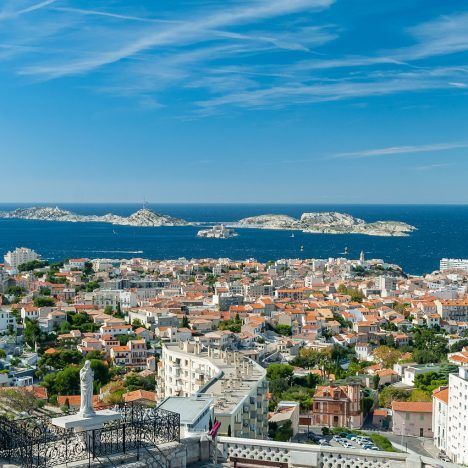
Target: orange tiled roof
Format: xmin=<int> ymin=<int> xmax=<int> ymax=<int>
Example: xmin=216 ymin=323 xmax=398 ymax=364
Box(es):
xmin=392 ymin=401 xmax=432 ymax=413
xmin=433 ymin=387 xmax=449 ymax=404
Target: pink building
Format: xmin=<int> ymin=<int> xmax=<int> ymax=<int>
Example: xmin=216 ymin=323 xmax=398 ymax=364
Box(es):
xmin=391 ymin=401 xmax=433 ymax=437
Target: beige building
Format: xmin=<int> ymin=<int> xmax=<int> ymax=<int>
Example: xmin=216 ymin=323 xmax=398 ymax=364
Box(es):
xmin=158 ymin=342 xmax=268 ymax=439
xmin=391 ymin=401 xmax=433 ymax=437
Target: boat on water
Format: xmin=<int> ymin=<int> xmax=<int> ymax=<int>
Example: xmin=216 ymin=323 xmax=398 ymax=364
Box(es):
xmin=197 ymin=224 xmax=238 ymax=239
xmin=291 ymin=233 xmax=295 ymax=238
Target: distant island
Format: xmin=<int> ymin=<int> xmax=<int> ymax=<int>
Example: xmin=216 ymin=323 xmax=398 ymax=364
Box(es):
xmin=0 ymin=207 xmax=416 ymax=236
xmin=229 ymin=212 xmax=416 ymax=237
xmin=0 ymin=206 xmax=188 ymax=227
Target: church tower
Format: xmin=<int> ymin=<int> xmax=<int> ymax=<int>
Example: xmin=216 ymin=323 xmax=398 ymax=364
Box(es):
xmin=360 ymin=250 xmax=365 ymax=263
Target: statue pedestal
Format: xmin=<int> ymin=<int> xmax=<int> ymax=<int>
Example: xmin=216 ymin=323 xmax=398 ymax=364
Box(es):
xmin=51 ymin=409 xmax=121 ymax=432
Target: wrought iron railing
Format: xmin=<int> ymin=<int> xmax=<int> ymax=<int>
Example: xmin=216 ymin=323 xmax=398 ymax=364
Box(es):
xmin=0 ymin=402 xmax=180 ymax=467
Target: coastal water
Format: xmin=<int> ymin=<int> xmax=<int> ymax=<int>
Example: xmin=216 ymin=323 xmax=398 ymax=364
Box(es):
xmin=0 ymin=204 xmax=467 ymax=275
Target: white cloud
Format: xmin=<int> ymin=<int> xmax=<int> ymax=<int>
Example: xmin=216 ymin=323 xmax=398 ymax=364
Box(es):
xmin=0 ymin=0 xmax=57 ymax=20
xmin=20 ymin=0 xmax=334 ymax=78
xmin=331 ymin=142 xmax=468 ymax=159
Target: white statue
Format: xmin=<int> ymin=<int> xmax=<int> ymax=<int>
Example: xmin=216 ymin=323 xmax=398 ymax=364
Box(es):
xmin=79 ymin=360 xmax=95 ymax=418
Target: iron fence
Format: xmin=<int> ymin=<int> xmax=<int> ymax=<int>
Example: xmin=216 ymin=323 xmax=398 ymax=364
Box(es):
xmin=0 ymin=402 xmax=180 ymax=467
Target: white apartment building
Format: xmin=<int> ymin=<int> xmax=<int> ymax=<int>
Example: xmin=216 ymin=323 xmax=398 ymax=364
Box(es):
xmin=447 ymin=367 xmax=468 ymax=464
xmin=432 ymin=386 xmax=448 ymax=454
xmin=435 ymin=299 xmax=468 ymax=321
xmin=84 ymin=289 xmax=138 ymax=309
xmin=440 ymin=258 xmax=468 ymax=272
xmin=433 ymin=367 xmax=468 ymax=464
xmin=0 ymin=309 xmax=17 ymax=334
xmin=4 ymin=247 xmax=39 ymax=268
xmin=158 ymin=342 xmax=268 ymax=439
xmin=377 ymin=275 xmax=397 ymax=293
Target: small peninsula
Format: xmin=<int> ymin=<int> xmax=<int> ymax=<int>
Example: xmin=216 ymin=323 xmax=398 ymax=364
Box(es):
xmin=230 ymin=212 xmax=416 ymax=237
xmin=0 ymin=206 xmax=188 ymax=227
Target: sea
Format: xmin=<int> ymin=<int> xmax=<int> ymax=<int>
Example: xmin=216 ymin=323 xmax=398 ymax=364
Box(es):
xmin=0 ymin=204 xmax=467 ymax=276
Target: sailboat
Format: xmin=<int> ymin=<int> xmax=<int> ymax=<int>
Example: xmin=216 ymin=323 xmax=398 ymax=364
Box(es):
xmin=291 ymin=233 xmax=295 ymax=238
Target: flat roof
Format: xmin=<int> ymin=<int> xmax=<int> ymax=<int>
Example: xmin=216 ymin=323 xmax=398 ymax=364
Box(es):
xmin=165 ymin=343 xmax=266 ymax=415
xmin=159 ymin=396 xmax=213 ymax=425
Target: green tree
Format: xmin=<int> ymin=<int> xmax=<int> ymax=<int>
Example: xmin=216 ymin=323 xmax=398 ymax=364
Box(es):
xmin=90 ymin=360 xmax=111 ymax=390
xmin=34 ymin=296 xmax=55 ymax=307
xmin=266 ymin=364 xmax=294 ymax=382
xmin=18 ymin=260 xmax=48 ymax=271
xmin=42 ymin=366 xmax=81 ymax=396
xmin=275 ymin=325 xmax=292 ymax=336
xmin=24 ymin=319 xmax=42 ymax=347
xmin=181 ymin=315 xmax=190 ymax=328
xmin=412 ymin=328 xmax=448 ymax=363
xmin=132 ymin=318 xmax=143 ymax=329
xmin=124 ymin=373 xmax=156 ymax=392
xmin=362 ymin=396 xmax=374 ymax=415
xmin=449 ymin=339 xmax=468 ymax=353
xmin=272 ymin=420 xmax=293 ymax=442
xmin=373 ymin=345 xmax=402 ymax=368
xmin=378 ymin=387 xmax=411 ymax=408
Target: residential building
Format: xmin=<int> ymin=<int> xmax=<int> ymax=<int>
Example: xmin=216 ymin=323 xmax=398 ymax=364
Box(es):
xmin=311 ymin=383 xmax=362 ymax=428
xmin=446 ymin=367 xmax=468 ymax=464
xmin=0 ymin=308 xmax=17 ymax=334
xmin=158 ymin=395 xmax=214 ymax=436
xmin=158 ymin=342 xmax=268 ymax=439
xmin=109 ymin=339 xmax=148 ymax=370
xmin=435 ymin=299 xmax=468 ymax=321
xmin=432 ymin=386 xmax=448 ymax=454
xmin=4 ymin=247 xmax=39 ymax=268
xmin=391 ymin=401 xmax=433 ymax=437
xmin=440 ymin=258 xmax=468 ymax=272
xmin=269 ymin=401 xmax=300 ymax=437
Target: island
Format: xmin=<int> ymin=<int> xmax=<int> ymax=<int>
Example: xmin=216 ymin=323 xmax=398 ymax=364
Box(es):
xmin=197 ymin=224 xmax=238 ymax=239
xmin=229 ymin=211 xmax=416 ymax=237
xmin=0 ymin=207 xmax=416 ymax=236
xmin=0 ymin=206 xmax=188 ymax=227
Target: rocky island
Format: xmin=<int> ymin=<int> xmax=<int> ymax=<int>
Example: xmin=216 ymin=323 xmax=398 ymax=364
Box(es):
xmin=230 ymin=211 xmax=416 ymax=236
xmin=0 ymin=206 xmax=188 ymax=227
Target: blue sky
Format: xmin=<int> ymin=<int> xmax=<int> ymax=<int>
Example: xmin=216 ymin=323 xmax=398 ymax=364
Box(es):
xmin=0 ymin=0 xmax=467 ymax=203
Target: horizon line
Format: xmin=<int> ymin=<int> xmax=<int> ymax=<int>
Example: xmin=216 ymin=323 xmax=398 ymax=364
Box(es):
xmin=1 ymin=201 xmax=468 ymax=206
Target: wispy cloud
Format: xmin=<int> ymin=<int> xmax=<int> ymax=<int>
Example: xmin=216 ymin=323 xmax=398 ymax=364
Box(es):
xmin=411 ymin=163 xmax=454 ymax=171
xmin=330 ymin=142 xmax=468 ymax=159
xmin=20 ymin=0 xmax=334 ymax=79
xmin=1 ymin=1 xmax=468 ymax=114
xmin=0 ymin=0 xmax=57 ymax=20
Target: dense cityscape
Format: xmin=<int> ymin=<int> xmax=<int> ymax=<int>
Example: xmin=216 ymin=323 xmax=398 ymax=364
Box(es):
xmin=1 ymin=246 xmax=467 ymax=466
xmin=1 ymin=0 xmax=468 ymax=466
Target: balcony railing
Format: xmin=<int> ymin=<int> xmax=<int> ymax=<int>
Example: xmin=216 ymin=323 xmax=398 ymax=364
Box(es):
xmin=216 ymin=437 xmax=458 ymax=468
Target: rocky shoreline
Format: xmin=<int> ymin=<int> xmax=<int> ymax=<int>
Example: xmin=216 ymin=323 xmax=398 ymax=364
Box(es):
xmin=0 ymin=207 xmax=188 ymax=227
xmin=229 ymin=212 xmax=416 ymax=237
xmin=0 ymin=207 xmax=416 ymax=236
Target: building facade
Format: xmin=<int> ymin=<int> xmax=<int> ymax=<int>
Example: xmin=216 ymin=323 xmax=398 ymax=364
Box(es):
xmin=391 ymin=401 xmax=433 ymax=437
xmin=4 ymin=247 xmax=39 ymax=268
xmin=446 ymin=367 xmax=468 ymax=465
xmin=158 ymin=342 xmax=269 ymax=439
xmin=311 ymin=383 xmax=362 ymax=428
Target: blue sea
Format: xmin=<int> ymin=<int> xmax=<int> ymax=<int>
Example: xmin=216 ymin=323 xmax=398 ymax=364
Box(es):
xmin=0 ymin=204 xmax=467 ymax=275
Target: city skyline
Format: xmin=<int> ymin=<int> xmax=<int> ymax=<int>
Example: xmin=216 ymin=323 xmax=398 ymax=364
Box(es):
xmin=1 ymin=0 xmax=468 ymax=203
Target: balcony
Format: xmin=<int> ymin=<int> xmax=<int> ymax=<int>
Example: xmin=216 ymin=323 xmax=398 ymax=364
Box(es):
xmin=216 ymin=437 xmax=452 ymax=467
